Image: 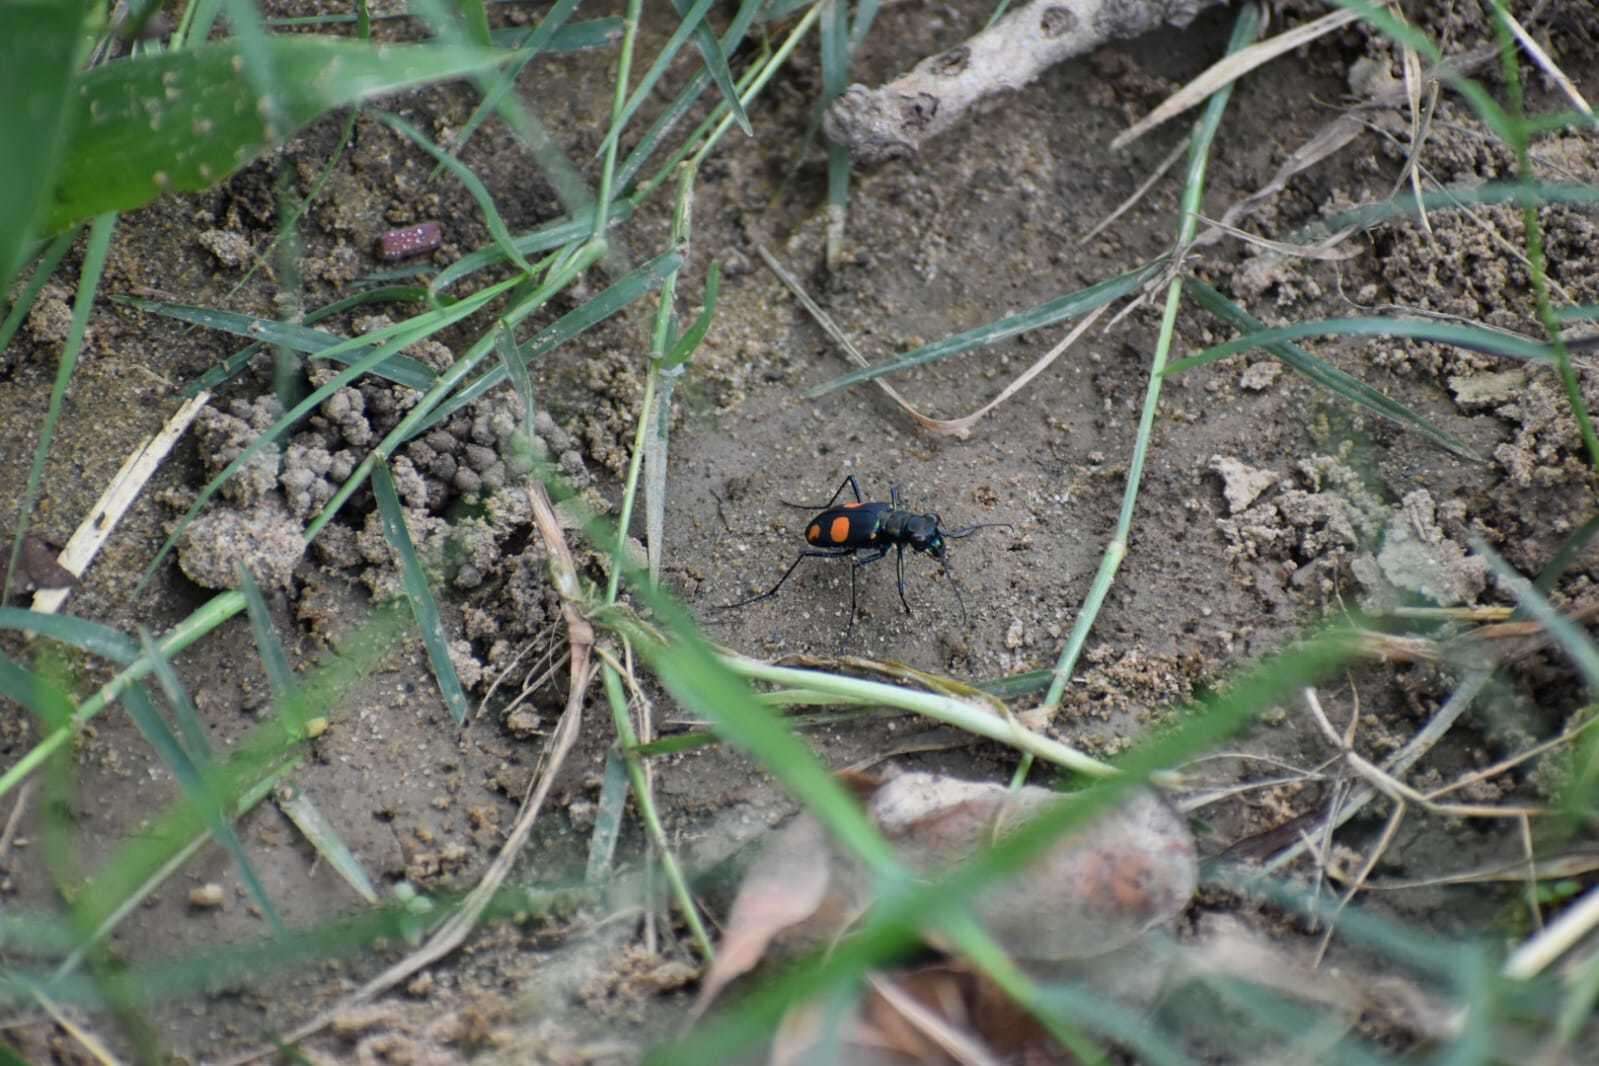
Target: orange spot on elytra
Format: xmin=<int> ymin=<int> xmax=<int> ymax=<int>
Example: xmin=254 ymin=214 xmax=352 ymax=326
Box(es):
xmin=843 ymin=501 xmax=862 ymax=509
xmin=807 ymin=523 xmax=821 ymax=543
xmin=829 ymin=516 xmax=850 ymax=543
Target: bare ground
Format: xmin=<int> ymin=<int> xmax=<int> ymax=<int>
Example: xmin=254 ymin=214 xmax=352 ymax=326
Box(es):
xmin=4 ymin=1 xmax=1599 ymax=1062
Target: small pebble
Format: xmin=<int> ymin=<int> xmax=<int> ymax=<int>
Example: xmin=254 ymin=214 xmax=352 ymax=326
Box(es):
xmin=377 ymin=222 xmax=443 ymax=261
xmin=190 ymin=883 xmax=225 ymax=909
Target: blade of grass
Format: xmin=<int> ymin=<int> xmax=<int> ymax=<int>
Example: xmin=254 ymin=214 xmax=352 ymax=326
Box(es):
xmin=376 ymin=110 xmax=534 ymax=276
xmin=116 ymin=296 xmax=441 ymax=391
xmin=0 ymin=231 xmax=77 ymax=359
xmin=487 ymin=16 xmax=623 ymax=52
xmin=413 ymin=247 xmax=684 ymax=438
xmin=805 ymin=261 xmax=1163 ymax=397
xmin=585 ymin=745 xmax=631 ymax=883
xmin=180 ymin=286 xmax=430 ymax=397
xmin=1179 ymin=281 xmax=1482 ymax=461
xmin=276 ymin=787 xmax=380 ymax=905
xmin=443 ymin=0 xmax=585 ymax=172
xmin=50 ymin=38 xmax=510 ymax=233
xmin=120 ymin=673 xmax=285 ymax=934
xmin=429 ymin=201 xmax=631 ymax=295
xmin=820 ymin=0 xmax=850 ymax=269
xmin=593 ymin=0 xmax=721 ymax=163
xmin=1323 ymin=180 xmax=1599 ymax=234
xmin=0 ymin=592 xmax=249 ymax=805
xmin=671 ymin=0 xmax=752 ymax=137
xmin=371 ymin=462 xmax=469 ymax=725
xmin=1167 ymin=314 xmax=1562 ymax=374
xmin=0 ymin=609 xmax=139 ymax=665
xmin=1038 ymin=3 xmax=1261 ymax=724
xmin=0 ymin=0 xmax=88 ymax=289
xmin=645 ymin=622 xmax=1360 ymax=1065
xmin=4 ymin=213 xmax=116 ymax=602
xmin=237 ymin=566 xmax=304 ymax=738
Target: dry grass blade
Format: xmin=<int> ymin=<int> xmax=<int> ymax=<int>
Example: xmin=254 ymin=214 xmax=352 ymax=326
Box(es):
xmin=1195 ymin=215 xmax=1360 ymax=261
xmin=757 ymin=245 xmax=1103 ymax=439
xmin=1501 ymin=8 xmax=1594 ymax=119
xmin=1193 ymin=115 xmax=1365 ymax=248
xmin=30 ymin=394 xmax=211 ymax=616
xmin=1109 ymin=8 xmax=1361 ymax=151
xmin=1504 ymin=882 xmax=1599 ymax=980
xmin=1079 ymin=139 xmax=1186 ymax=244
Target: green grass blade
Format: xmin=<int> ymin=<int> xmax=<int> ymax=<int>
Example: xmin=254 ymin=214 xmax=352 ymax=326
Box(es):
xmin=850 ymin=0 xmax=883 ymax=50
xmin=659 ymin=263 xmax=719 ymax=369
xmin=0 ymin=0 xmax=89 ymax=289
xmin=50 ymin=38 xmax=510 ymax=233
xmin=67 ymin=605 xmax=403 ymax=937
xmin=0 ymin=651 xmax=75 ymax=727
xmin=0 ymin=232 xmax=76 ymax=359
xmin=595 ymin=0 xmax=720 ymax=162
xmin=1168 ymin=310 xmax=1559 ymax=374
xmin=429 ymin=201 xmax=632 ymax=295
xmin=446 ymin=0 xmax=586 ymax=169
xmin=649 ymin=624 xmax=1361 ymax=1064
xmin=413 ymin=248 xmax=683 ymax=436
xmin=1179 ymin=281 xmax=1482 ymax=462
xmin=376 ymin=110 xmax=533 ymax=275
xmin=4 ymin=213 xmax=115 ymax=602
xmin=1530 ymin=512 xmax=1599 ymax=606
xmin=584 ymin=745 xmax=630 ymax=882
xmin=120 ymin=676 xmax=285 ymax=934
xmin=370 ymin=462 xmax=468 ymax=725
xmin=805 ymin=260 xmax=1164 ymax=397
xmin=275 ymin=787 xmax=380 ymax=904
xmin=0 ymin=608 xmax=139 ymax=665
xmin=487 ymin=16 xmax=623 ymax=51
xmin=615 ymin=0 xmax=765 ymax=196
xmin=116 ymin=295 xmax=441 ymax=390
xmin=672 ymin=0 xmax=752 ymax=136
xmin=1479 ymin=543 xmax=1599 ymax=691
xmin=1323 ymin=180 xmax=1599 ymax=235
xmin=179 ymin=286 xmax=431 ymax=397
xmin=820 ymin=0 xmax=850 ymax=266
xmin=237 ymin=567 xmax=294 ymax=700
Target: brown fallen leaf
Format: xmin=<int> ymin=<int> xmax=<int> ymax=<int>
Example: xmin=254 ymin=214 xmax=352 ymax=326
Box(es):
xmin=9 ymin=533 xmax=78 ymax=595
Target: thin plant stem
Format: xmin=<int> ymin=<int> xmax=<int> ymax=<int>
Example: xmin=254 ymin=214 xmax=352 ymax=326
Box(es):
xmin=594 ymin=0 xmax=643 ymax=239
xmin=600 ymin=655 xmax=715 ymax=961
xmin=1037 ymin=5 xmax=1261 ymax=724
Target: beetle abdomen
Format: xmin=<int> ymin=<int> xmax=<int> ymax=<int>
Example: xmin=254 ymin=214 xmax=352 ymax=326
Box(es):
xmin=805 ymin=502 xmax=888 ymax=548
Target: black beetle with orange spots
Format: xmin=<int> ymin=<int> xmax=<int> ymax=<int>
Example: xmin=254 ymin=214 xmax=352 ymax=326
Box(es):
xmin=720 ymin=475 xmax=1009 ymax=644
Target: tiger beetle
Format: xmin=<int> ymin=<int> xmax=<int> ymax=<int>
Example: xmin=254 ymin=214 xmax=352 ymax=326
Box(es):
xmin=721 ymin=475 xmax=1009 ymax=644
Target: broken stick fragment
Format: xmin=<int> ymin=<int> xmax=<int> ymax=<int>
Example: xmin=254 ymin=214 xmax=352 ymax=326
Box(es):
xmin=823 ymin=0 xmax=1225 ymax=163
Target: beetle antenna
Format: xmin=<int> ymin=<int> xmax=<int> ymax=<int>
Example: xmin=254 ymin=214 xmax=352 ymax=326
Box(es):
xmin=941 ymin=561 xmax=969 ymax=626
xmin=942 ymin=521 xmax=1012 ymax=540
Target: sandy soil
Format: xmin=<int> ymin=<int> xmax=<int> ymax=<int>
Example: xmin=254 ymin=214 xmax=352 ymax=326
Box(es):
xmin=3 ymin=1 xmax=1599 ymax=1062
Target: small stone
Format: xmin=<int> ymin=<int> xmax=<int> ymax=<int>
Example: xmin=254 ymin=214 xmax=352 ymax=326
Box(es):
xmin=190 ymin=883 xmax=225 ymax=909
xmin=1208 ymin=456 xmax=1279 ymax=515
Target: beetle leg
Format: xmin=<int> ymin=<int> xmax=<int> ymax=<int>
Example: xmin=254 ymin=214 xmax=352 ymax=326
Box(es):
xmin=784 ymin=474 xmax=865 ymax=511
xmin=720 ymin=547 xmax=854 ymax=609
xmin=895 ymin=543 xmax=913 ymax=615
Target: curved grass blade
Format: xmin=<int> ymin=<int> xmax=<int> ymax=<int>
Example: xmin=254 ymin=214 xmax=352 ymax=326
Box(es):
xmin=1323 ymin=180 xmax=1599 ymax=236
xmin=1166 ymin=308 xmax=1559 ymax=373
xmin=413 ymin=248 xmax=684 ymax=437
xmin=584 ymin=745 xmax=630 ymax=883
xmin=429 ymin=201 xmax=633 ymax=295
xmin=616 ymin=0 xmax=766 ymax=196
xmin=672 ymin=0 xmax=752 ymax=137
xmin=5 ymin=214 xmax=115 ymax=603
xmin=0 ymin=652 xmax=75 ymax=727
xmin=237 ymin=566 xmax=301 ymax=740
xmin=805 ymin=260 xmax=1164 ymax=397
xmin=489 ymin=17 xmax=623 ymax=52
xmin=180 ymin=285 xmax=430 ymax=397
xmin=660 ymin=263 xmax=719 ymax=370
xmin=0 ymin=609 xmax=138 ymax=665
xmin=120 ymin=673 xmax=284 ymax=935
xmin=50 ymin=38 xmax=510 ymax=233
xmin=820 ymin=0 xmax=850 ymax=266
xmin=1178 ymin=280 xmax=1482 ymax=461
xmin=0 ymin=0 xmax=89 ymax=289
xmin=444 ymin=0 xmax=585 ymax=173
xmin=594 ymin=0 xmax=720 ymax=162
xmin=371 ymin=462 xmax=468 ymax=725
xmin=275 ymin=787 xmax=379 ymax=905
xmin=376 ymin=110 xmax=533 ymax=276
xmin=116 ymin=296 xmax=440 ymax=391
